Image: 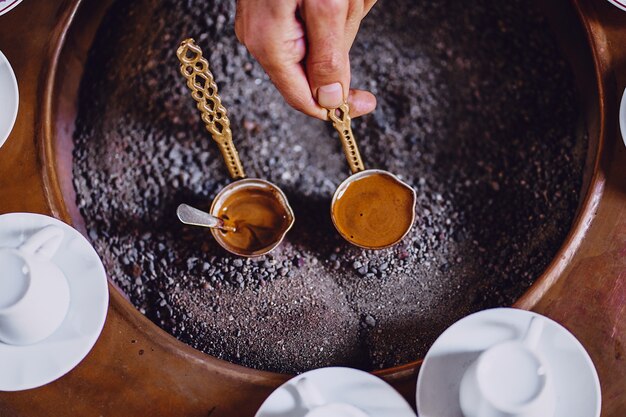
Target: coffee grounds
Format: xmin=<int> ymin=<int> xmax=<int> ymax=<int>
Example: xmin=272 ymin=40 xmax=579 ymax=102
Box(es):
xmin=72 ymin=0 xmax=587 ymax=372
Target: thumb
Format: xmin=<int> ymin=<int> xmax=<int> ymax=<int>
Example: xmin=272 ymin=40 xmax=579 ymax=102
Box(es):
xmin=303 ymin=0 xmax=350 ymax=109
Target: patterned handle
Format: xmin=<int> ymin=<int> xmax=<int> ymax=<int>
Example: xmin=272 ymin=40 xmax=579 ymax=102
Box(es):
xmin=176 ymin=38 xmax=246 ymax=179
xmin=327 ymin=103 xmax=365 ymax=174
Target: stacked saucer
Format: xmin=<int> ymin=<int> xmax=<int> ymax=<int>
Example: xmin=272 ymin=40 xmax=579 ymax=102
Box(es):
xmin=0 ymin=213 xmax=109 ymax=391
xmin=416 ymin=308 xmax=600 ymax=417
xmin=255 ymin=367 xmax=416 ymax=417
xmin=255 ymin=308 xmax=601 ymax=417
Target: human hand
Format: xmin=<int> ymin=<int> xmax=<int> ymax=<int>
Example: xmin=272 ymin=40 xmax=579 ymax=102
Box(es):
xmin=235 ymin=0 xmax=377 ymax=120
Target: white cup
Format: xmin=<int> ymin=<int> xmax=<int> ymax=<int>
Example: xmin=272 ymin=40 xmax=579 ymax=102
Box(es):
xmin=459 ymin=316 xmax=556 ymax=417
xmin=0 ymin=225 xmax=70 ymax=345
xmin=295 ymin=377 xmax=369 ymax=417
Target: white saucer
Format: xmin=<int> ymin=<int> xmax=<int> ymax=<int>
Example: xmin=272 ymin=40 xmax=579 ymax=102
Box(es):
xmin=416 ymin=308 xmax=601 ymax=417
xmin=619 ymin=90 xmax=626 ymax=146
xmin=0 ymin=49 xmax=18 ymax=149
xmin=256 ymin=367 xmax=416 ymax=417
xmin=0 ymin=213 xmax=109 ymax=391
xmin=0 ymin=0 xmax=24 ymax=16
xmin=606 ymin=0 xmax=626 ymax=12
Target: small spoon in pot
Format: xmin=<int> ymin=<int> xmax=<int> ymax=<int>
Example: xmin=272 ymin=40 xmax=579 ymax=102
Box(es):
xmin=175 ymin=39 xmax=294 ymax=257
xmin=176 ymin=204 xmax=237 ymax=233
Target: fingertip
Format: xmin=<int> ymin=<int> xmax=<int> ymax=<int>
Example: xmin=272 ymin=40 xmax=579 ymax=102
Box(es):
xmin=299 ymin=97 xmax=330 ymax=120
xmin=348 ymin=89 xmax=377 ymax=118
xmin=283 ymin=85 xmax=328 ymax=120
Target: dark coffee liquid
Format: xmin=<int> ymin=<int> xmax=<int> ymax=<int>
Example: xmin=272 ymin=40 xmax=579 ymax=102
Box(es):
xmin=214 ymin=183 xmax=292 ymax=256
xmin=332 ymin=172 xmax=415 ymax=248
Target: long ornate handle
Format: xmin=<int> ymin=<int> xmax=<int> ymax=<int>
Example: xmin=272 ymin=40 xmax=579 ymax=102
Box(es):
xmin=327 ymin=103 xmax=365 ymax=174
xmin=176 ymin=38 xmax=246 ymax=179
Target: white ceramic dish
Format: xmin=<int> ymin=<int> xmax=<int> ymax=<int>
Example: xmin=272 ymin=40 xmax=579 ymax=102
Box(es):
xmin=256 ymin=367 xmax=416 ymax=417
xmin=0 ymin=213 xmax=109 ymax=391
xmin=0 ymin=49 xmax=18 ymax=149
xmin=0 ymin=0 xmax=23 ymax=16
xmin=606 ymin=0 xmax=626 ymax=12
xmin=416 ymin=308 xmax=601 ymax=417
xmin=619 ymin=89 xmax=626 ymax=146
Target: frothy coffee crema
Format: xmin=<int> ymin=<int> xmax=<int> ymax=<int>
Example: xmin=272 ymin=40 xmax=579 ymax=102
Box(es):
xmin=214 ymin=184 xmax=292 ymax=256
xmin=332 ymin=172 xmax=415 ymax=248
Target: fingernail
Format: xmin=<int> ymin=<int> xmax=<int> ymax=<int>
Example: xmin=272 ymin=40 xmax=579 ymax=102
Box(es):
xmin=317 ymin=83 xmax=344 ymax=108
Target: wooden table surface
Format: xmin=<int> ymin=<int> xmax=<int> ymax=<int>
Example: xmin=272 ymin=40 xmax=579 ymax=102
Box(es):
xmin=0 ymin=0 xmax=625 ymax=416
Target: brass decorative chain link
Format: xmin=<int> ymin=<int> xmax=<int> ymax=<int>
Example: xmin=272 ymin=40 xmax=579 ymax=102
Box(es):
xmin=327 ymin=103 xmax=365 ymax=174
xmin=176 ymin=38 xmax=246 ymax=179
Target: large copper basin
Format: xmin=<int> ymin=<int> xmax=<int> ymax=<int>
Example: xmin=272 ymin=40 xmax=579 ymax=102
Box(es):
xmin=1 ymin=0 xmax=626 ymax=415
